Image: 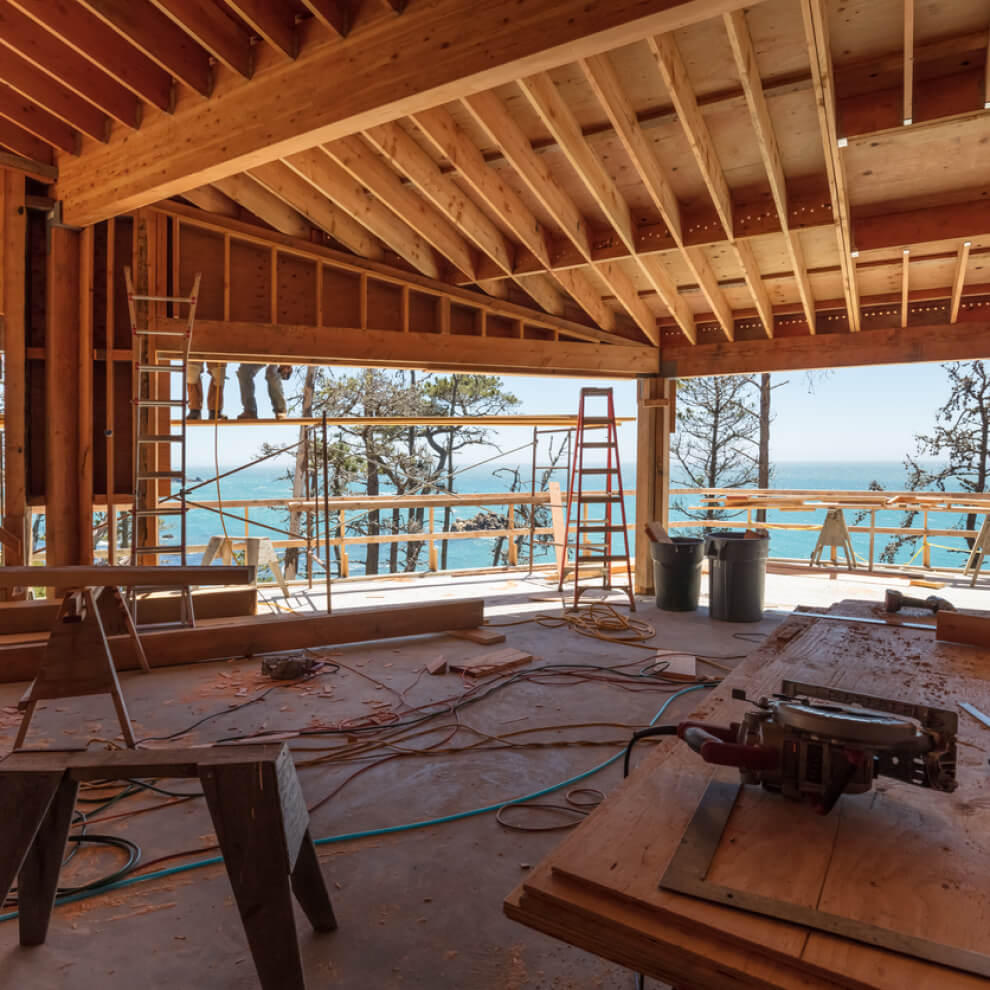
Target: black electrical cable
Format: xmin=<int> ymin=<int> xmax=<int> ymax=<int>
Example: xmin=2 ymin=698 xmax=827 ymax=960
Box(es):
xmin=207 ymin=661 xmax=719 ymax=746
xmin=137 ymin=664 xmax=339 ymax=743
xmin=3 ymin=834 xmax=141 ymax=906
xmin=622 ymin=724 xmax=679 ymax=778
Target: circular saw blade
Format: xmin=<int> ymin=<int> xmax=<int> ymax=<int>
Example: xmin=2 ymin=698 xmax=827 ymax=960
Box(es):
xmin=774 ymin=699 xmax=924 ymax=748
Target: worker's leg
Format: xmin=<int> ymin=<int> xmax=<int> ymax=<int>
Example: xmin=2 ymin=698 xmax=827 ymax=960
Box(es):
xmin=265 ymin=365 xmax=288 ymax=419
xmin=207 ymin=362 xmax=227 ymax=420
xmin=186 ymin=362 xmax=204 ymax=420
xmin=238 ymin=364 xmax=262 ymax=419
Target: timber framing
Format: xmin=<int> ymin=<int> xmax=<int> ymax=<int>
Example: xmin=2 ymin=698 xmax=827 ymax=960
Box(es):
xmin=3 ymin=0 xmax=990 ymax=578
xmin=53 ymin=0 xmax=761 ymax=225
xmin=0 ymin=0 xmax=983 ymax=360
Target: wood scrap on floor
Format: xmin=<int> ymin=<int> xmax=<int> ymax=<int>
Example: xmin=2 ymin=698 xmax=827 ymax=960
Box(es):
xmin=426 ymin=657 xmax=448 ymax=676
xmin=451 ymin=648 xmax=533 ymax=678
xmin=446 ymin=626 xmax=507 ymax=645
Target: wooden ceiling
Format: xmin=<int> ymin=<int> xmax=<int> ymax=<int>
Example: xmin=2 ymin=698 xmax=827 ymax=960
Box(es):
xmin=2 ymin=0 xmax=990 ymax=372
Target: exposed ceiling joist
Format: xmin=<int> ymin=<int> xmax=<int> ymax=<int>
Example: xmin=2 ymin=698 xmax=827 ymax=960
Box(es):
xmin=648 ymin=32 xmax=733 ymax=241
xmin=211 ymin=173 xmax=312 ymax=238
xmin=412 ymin=103 xmax=617 ymax=332
xmin=325 ymin=134 xmax=479 ymax=281
xmin=149 ymin=0 xmax=255 ymax=79
xmin=7 ymin=0 xmax=170 ymax=115
xmin=299 ymin=0 xmax=349 ymax=38
xmin=0 ymin=46 xmax=108 ymax=142
xmin=283 ymin=147 xmax=444 ymax=279
xmin=74 ymin=0 xmax=214 ymax=98
xmin=247 ymin=159 xmax=387 ymax=260
xmin=802 ymin=0 xmax=861 ymax=331
xmin=225 ymin=0 xmax=298 ymax=60
xmin=54 ymin=0 xmax=763 ymax=225
xmin=0 ymin=81 xmax=78 ymax=154
xmin=723 ymin=7 xmax=816 ymax=333
xmin=950 ymin=241 xmax=971 ymax=323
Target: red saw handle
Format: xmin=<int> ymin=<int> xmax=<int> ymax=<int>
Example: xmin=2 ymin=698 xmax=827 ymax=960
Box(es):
xmin=678 ymin=721 xmax=779 ymax=772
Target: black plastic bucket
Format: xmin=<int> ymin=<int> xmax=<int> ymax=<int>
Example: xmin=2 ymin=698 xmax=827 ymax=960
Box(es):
xmin=651 ymin=537 xmax=704 ymax=611
xmin=705 ymin=531 xmax=769 ymax=622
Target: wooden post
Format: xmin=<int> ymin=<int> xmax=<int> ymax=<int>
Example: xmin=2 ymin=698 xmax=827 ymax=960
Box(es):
xmin=339 ymin=510 xmax=349 ymax=578
xmin=869 ymin=509 xmax=875 ymax=571
xmin=78 ymin=227 xmax=95 ymax=564
xmin=1 ymin=170 xmax=29 ymax=586
xmin=634 ymin=377 xmax=672 ymax=595
xmin=506 ymin=502 xmax=517 ymax=565
xmin=923 ymin=509 xmax=930 ymax=569
xmin=428 ymin=506 xmax=438 ymax=571
xmin=105 ymin=218 xmax=117 ymax=565
xmin=45 ymin=224 xmax=83 ymax=570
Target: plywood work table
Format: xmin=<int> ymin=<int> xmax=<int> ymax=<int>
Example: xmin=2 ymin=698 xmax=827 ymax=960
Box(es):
xmin=506 ymin=600 xmax=990 ymax=989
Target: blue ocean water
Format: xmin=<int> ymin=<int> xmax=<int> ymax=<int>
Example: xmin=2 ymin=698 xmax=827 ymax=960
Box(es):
xmin=131 ymin=457 xmax=973 ymax=576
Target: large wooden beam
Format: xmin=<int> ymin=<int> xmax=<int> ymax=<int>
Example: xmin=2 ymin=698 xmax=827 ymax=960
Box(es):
xmin=54 ymin=0 xmax=760 ymax=225
xmin=0 ymin=564 xmax=254 ymax=588
xmin=0 ymin=598 xmax=486 ymax=682
xmin=661 ymin=317 xmax=990 ymax=378
xmin=181 ymin=319 xmax=658 ymax=377
xmin=1 ymin=169 xmax=28 ymax=577
xmin=634 ymin=377 xmax=672 ymax=595
xmin=44 ymin=225 xmax=84 ymax=566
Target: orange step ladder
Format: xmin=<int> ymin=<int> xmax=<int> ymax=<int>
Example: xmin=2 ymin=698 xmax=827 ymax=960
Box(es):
xmin=557 ymin=388 xmax=635 ymax=610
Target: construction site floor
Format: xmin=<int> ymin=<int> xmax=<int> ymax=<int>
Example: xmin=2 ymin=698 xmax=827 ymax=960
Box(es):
xmin=0 ymin=566 xmax=984 ymax=990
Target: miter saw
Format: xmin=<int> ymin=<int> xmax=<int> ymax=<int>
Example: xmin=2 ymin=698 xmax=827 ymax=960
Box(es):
xmin=626 ymin=681 xmax=958 ymax=813
xmin=676 ymin=681 xmax=958 ymax=813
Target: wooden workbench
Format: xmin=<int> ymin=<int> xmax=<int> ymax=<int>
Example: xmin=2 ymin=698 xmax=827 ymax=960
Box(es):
xmin=506 ymin=601 xmax=990 ymax=989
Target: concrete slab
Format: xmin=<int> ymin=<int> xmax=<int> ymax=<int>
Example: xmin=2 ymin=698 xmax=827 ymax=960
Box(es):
xmin=0 ymin=567 xmax=980 ymax=989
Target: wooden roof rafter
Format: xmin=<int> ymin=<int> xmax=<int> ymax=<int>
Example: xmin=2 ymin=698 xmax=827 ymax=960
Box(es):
xmin=412 ymin=102 xmax=620 ymax=335
xmin=362 ymin=119 xmax=566 ymax=316
xmin=802 ymin=0 xmax=861 ymax=332
xmin=6 ymin=0 xmax=169 ymax=116
xmin=282 ymin=147 xmax=445 ymax=280
xmin=722 ymin=7 xmax=815 ymax=335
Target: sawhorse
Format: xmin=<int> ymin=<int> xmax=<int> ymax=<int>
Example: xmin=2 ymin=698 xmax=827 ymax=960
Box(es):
xmin=810 ymin=508 xmax=857 ymax=570
xmin=0 ymin=743 xmax=336 ymax=990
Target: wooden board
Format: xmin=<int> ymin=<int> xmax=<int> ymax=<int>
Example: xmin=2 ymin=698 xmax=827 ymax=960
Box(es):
xmin=936 ymin=611 xmax=990 ymax=648
xmin=0 ymin=598 xmax=484 ymax=682
xmin=445 ymin=626 xmax=507 ymax=645
xmin=450 ymin=647 xmax=532 ymax=677
xmin=0 ymin=565 xmax=254 ymax=588
xmin=0 ymin=587 xmax=256 ymax=634
xmin=507 ymin=600 xmax=990 ymax=989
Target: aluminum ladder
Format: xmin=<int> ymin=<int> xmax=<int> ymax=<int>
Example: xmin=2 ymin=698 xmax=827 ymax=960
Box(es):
xmin=557 ymin=387 xmax=635 ymax=610
xmin=124 ymin=267 xmax=201 ymax=627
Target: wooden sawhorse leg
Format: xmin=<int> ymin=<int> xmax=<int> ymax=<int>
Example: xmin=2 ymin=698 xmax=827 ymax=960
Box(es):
xmin=0 ymin=771 xmax=78 ymax=946
xmin=199 ymin=747 xmax=336 ymax=990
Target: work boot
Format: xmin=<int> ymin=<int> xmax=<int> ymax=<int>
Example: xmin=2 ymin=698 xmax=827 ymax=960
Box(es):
xmin=207 ymin=382 xmax=226 ymax=420
xmin=187 ymin=381 xmax=203 ymax=420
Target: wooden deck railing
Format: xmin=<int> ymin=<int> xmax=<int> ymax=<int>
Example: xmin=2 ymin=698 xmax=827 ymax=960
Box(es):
xmin=668 ymin=487 xmax=990 ymax=572
xmin=82 ymin=485 xmax=990 ymax=582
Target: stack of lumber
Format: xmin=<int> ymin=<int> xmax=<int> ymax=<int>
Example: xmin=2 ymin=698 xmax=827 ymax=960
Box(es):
xmin=507 ymin=600 xmax=990 ymax=989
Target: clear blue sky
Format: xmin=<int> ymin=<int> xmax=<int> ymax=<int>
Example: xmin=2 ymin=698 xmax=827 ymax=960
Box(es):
xmin=186 ymin=361 xmax=951 ymax=470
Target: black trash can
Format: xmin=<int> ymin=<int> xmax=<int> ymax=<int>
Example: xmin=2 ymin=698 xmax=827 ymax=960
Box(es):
xmin=706 ymin=531 xmax=769 ymax=622
xmin=651 ymin=537 xmax=704 ymax=611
